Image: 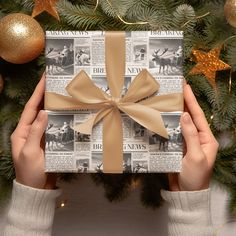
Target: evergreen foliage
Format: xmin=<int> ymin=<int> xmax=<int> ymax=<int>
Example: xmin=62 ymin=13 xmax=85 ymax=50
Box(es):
xmin=0 ymin=0 xmax=236 ymax=214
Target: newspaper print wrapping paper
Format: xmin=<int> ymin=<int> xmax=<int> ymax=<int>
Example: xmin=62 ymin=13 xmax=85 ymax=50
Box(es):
xmin=45 ymin=31 xmax=183 ymax=173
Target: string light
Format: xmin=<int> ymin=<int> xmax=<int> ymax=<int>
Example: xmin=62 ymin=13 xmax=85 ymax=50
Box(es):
xmin=209 ymin=114 xmax=214 ymax=127
xmin=229 ymin=69 xmax=232 ymax=93
xmin=56 ymin=199 xmax=68 ymax=209
xmin=131 ymin=179 xmax=141 ymax=190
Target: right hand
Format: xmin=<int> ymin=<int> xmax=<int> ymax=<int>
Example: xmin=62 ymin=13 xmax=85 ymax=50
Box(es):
xmin=11 ymin=75 xmax=56 ymax=189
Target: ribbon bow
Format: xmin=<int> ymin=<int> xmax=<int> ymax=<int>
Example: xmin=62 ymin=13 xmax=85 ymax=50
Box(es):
xmin=45 ymin=31 xmax=183 ymax=173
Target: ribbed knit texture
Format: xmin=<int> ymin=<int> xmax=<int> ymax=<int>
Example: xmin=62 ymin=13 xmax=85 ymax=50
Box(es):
xmin=161 ymin=189 xmax=216 ymax=236
xmin=3 ymin=181 xmax=215 ymax=236
xmin=3 ymin=180 xmax=61 ymax=236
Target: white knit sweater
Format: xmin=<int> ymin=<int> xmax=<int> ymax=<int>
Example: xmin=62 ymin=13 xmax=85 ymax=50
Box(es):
xmin=3 ymin=181 xmax=215 ymax=236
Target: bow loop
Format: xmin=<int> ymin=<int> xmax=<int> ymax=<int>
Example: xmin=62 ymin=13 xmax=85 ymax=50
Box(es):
xmin=66 ymin=70 xmax=109 ymax=104
xmin=122 ymin=69 xmax=160 ymax=103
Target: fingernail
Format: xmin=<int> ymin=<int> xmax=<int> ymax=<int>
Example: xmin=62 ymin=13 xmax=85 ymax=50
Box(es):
xmin=37 ymin=110 xmax=45 ymax=121
xmin=182 ymin=112 xmax=191 ymax=123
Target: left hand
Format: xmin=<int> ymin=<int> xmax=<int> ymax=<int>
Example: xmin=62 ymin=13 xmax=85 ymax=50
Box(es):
xmin=168 ymin=82 xmax=219 ymax=191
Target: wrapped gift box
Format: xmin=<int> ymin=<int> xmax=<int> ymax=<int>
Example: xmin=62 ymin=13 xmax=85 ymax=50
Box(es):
xmin=44 ymin=31 xmax=183 ymax=173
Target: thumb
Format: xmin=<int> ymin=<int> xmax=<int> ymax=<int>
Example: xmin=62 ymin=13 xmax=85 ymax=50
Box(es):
xmin=25 ymin=110 xmax=48 ymax=148
xmin=180 ymin=112 xmax=202 ymax=158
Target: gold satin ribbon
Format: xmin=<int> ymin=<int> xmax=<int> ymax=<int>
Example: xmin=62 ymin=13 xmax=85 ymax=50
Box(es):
xmin=45 ymin=31 xmax=183 ymax=173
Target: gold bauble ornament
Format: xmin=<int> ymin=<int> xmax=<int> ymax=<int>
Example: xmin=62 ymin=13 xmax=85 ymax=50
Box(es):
xmin=0 ymin=74 xmax=4 ymax=94
xmin=0 ymin=13 xmax=45 ymax=64
xmin=224 ymin=0 xmax=236 ymax=28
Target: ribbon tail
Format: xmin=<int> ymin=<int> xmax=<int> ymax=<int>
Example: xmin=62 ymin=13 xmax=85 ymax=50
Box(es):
xmin=103 ymin=108 xmax=123 ymax=173
xmin=119 ymin=103 xmax=168 ymax=139
xmin=105 ymin=32 xmax=125 ymax=98
xmin=74 ymin=108 xmax=113 ymax=134
xmin=45 ymin=92 xmax=84 ymax=110
xmin=139 ymin=93 xmax=183 ymax=111
xmin=45 ymin=92 xmax=107 ymax=110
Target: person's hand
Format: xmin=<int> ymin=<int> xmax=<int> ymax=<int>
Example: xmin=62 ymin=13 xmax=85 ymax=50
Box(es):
xmin=168 ymin=82 xmax=219 ymax=191
xmin=11 ymin=75 xmax=56 ymax=189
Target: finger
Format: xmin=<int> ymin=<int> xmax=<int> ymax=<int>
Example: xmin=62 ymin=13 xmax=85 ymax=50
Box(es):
xmin=183 ymin=83 xmax=211 ymax=133
xmin=18 ymin=74 xmax=45 ymax=128
xmin=184 ymin=100 xmax=190 ymax=113
xmin=183 ymin=80 xmax=190 ymax=113
xmin=180 ymin=112 xmax=204 ymax=160
xmin=11 ymin=136 xmax=26 ymax=161
xmin=24 ymin=110 xmax=48 ymax=148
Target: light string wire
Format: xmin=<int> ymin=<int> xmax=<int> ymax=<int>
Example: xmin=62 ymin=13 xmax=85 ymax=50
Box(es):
xmin=222 ymin=35 xmax=236 ymax=93
xmin=94 ymin=1 xmax=211 ymax=28
xmin=181 ymin=12 xmax=210 ymax=28
xmin=94 ymin=0 xmax=148 ymax=25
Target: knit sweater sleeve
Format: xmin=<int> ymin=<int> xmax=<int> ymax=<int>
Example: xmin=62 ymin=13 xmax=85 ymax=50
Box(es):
xmin=161 ymin=189 xmax=216 ymax=236
xmin=3 ymin=180 xmax=61 ymax=236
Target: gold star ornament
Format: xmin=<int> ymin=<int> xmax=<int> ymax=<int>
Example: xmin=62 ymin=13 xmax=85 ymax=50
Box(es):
xmin=189 ymin=46 xmax=231 ymax=87
xmin=32 ymin=0 xmax=60 ymax=21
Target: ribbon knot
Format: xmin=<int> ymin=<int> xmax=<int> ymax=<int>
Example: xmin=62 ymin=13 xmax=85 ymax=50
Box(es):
xmin=108 ymin=97 xmax=121 ymax=107
xmin=45 ymin=31 xmax=183 ymax=173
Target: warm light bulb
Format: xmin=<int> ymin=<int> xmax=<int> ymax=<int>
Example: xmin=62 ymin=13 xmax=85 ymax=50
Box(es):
xmin=60 ymin=202 xmax=65 ymax=207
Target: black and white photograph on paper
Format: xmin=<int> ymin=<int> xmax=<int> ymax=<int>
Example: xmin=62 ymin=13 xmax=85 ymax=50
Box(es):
xmin=75 ymin=127 xmax=90 ymax=142
xmin=45 ymin=39 xmax=74 ymax=75
xmin=149 ymin=114 xmax=182 ymax=152
xmin=133 ymin=44 xmax=147 ymax=62
xmin=46 ymin=114 xmax=74 ymax=152
xmin=133 ymin=160 xmax=148 ymax=173
xmin=149 ymin=38 xmax=183 ymax=75
xmin=76 ymin=158 xmax=90 ymax=173
xmin=133 ymin=122 xmax=147 ymax=138
xmin=92 ymin=76 xmax=131 ymax=95
xmin=91 ymin=152 xmax=103 ymax=173
xmin=123 ymin=153 xmax=132 ymax=173
xmin=75 ymin=46 xmax=90 ymax=66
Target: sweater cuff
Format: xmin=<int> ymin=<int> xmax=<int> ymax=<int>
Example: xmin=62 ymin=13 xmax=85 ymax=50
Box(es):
xmin=161 ymin=189 xmax=215 ymax=236
xmin=161 ymin=188 xmax=211 ymax=211
xmin=4 ymin=180 xmax=61 ymax=235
